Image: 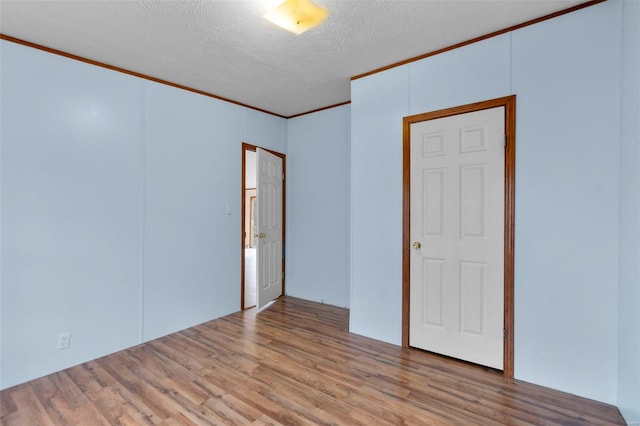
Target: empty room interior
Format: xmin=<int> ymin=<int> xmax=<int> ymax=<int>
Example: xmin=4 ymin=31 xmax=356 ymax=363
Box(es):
xmin=1 ymin=0 xmax=639 ymax=424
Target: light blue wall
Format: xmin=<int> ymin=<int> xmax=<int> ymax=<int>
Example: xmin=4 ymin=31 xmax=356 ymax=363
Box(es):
xmin=410 ymin=34 xmax=511 ymax=114
xmin=1 ymin=42 xmax=144 ymax=389
xmin=618 ymin=0 xmax=640 ymax=423
xmin=350 ymin=1 xmax=624 ymax=404
xmin=245 ymin=108 xmax=287 ymax=153
xmin=511 ymin=2 xmax=622 ymax=404
xmin=0 ymin=40 xmax=286 ymax=389
xmin=286 ymin=105 xmax=350 ymax=307
xmin=350 ymin=66 xmax=409 ymax=345
xmin=142 ymin=82 xmax=244 ymax=341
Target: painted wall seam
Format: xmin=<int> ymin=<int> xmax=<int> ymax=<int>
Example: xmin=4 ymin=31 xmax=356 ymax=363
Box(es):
xmin=139 ymin=81 xmax=146 ymax=344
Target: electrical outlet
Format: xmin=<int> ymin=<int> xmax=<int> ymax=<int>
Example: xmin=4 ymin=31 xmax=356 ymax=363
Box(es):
xmin=57 ymin=332 xmax=71 ymax=350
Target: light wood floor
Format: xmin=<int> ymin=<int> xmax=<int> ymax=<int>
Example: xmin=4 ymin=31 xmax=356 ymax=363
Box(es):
xmin=0 ymin=297 xmax=624 ymax=425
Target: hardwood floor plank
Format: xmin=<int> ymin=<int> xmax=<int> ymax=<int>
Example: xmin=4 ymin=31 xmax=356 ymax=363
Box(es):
xmin=1 ymin=385 xmax=56 ymax=426
xmin=0 ymin=296 xmax=625 ymax=425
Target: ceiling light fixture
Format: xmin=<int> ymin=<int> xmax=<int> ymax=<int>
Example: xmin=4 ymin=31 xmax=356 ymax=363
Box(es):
xmin=263 ymin=0 xmax=329 ymax=35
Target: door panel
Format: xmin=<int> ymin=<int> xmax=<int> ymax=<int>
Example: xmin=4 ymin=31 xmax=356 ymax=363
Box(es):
xmin=256 ymin=148 xmax=283 ymax=310
xmin=423 ymin=169 xmax=444 ymax=236
xmin=422 ymin=258 xmax=445 ymax=327
xmin=410 ymin=106 xmax=505 ymax=370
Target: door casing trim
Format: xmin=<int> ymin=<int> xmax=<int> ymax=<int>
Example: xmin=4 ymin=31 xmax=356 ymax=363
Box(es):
xmin=402 ymin=95 xmax=516 ymax=378
xmin=241 ymin=142 xmax=287 ymax=310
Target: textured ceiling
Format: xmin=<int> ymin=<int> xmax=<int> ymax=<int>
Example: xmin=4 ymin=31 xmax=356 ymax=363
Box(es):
xmin=0 ymin=0 xmax=585 ymax=117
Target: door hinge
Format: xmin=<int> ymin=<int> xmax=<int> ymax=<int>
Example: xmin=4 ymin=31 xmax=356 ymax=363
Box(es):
xmin=503 ymin=328 xmax=507 ymax=340
xmin=282 ymin=172 xmax=285 ymax=180
xmin=282 ymin=271 xmax=285 ymax=279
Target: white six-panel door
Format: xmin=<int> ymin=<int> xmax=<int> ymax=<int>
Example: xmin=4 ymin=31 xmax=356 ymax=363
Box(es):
xmin=256 ymin=148 xmax=283 ymax=310
xmin=409 ymin=106 xmax=505 ymax=369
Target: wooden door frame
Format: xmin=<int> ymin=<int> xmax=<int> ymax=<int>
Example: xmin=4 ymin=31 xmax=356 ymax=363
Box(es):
xmin=241 ymin=143 xmax=287 ymax=310
xmin=402 ymin=95 xmax=516 ymax=378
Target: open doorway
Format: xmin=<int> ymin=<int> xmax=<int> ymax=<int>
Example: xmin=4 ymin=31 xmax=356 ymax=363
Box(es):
xmin=243 ymin=149 xmax=257 ymax=308
xmin=241 ymin=143 xmax=286 ymax=310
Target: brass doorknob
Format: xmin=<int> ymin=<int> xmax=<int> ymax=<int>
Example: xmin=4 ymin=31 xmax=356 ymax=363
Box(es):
xmin=413 ymin=242 xmax=422 ymax=250
xmin=257 ymin=233 xmax=266 ymax=238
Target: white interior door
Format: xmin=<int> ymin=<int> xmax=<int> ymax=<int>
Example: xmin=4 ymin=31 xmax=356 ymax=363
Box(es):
xmin=256 ymin=148 xmax=283 ymax=310
xmin=410 ymin=106 xmax=505 ymax=369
